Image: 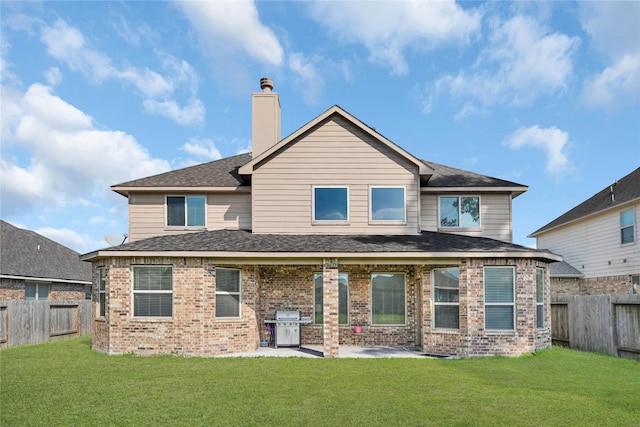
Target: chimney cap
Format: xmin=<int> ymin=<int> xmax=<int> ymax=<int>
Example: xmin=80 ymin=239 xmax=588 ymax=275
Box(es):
xmin=260 ymin=77 xmax=273 ymax=92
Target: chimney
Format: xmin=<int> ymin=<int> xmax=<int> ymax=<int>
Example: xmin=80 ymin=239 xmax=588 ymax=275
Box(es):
xmin=252 ymin=77 xmax=281 ymax=158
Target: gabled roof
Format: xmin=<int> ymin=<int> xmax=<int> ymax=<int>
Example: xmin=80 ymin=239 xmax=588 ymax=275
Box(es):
xmin=0 ymin=220 xmax=91 ymax=284
xmin=82 ymin=229 xmax=560 ymax=263
xmin=111 ymin=153 xmax=251 ymax=196
xmin=530 ymin=167 xmax=640 ymax=237
xmin=238 ymin=105 xmax=435 ymax=177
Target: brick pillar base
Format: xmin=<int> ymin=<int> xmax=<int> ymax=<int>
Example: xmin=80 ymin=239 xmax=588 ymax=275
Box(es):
xmin=322 ymin=258 xmax=339 ymax=358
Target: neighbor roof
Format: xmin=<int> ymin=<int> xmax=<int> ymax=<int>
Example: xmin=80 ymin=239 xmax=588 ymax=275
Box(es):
xmin=0 ymin=220 xmax=91 ymax=283
xmin=549 ymin=260 xmax=583 ymax=278
xmin=83 ymin=229 xmax=560 ymax=263
xmin=530 ymin=167 xmax=640 ymax=236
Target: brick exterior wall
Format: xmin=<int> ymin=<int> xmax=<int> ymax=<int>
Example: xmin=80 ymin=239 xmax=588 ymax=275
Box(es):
xmin=0 ymin=278 xmax=87 ymax=300
xmin=551 ymin=275 xmax=635 ymax=296
xmin=92 ymin=256 xmax=551 ymax=358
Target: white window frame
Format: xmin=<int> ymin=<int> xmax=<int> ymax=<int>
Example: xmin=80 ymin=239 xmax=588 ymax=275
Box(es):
xmin=215 ymin=267 xmax=242 ymax=318
xmin=484 ymin=266 xmax=515 ymax=331
xmin=620 ymin=207 xmax=635 ymax=245
xmin=369 ymin=186 xmax=407 ymax=224
xmin=132 ymin=265 xmax=173 ymax=318
xmin=536 ymin=267 xmax=545 ymax=329
xmin=314 ymin=272 xmax=349 ymax=325
xmin=25 ymin=282 xmax=49 ymax=300
xmin=312 ymin=186 xmax=349 ymax=223
xmin=432 ymin=267 xmax=460 ymax=330
xmin=98 ymin=267 xmax=107 ymax=317
xmin=371 ymin=272 xmax=406 ymax=326
xmin=438 ymin=195 xmax=481 ymax=229
xmin=165 ymin=195 xmax=207 ymax=228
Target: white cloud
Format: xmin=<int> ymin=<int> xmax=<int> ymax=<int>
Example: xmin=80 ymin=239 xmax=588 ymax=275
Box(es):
xmin=36 ymin=226 xmax=105 ymax=254
xmin=429 ymin=15 xmax=579 ymax=115
xmin=288 ymin=52 xmax=324 ymax=105
xmin=308 ymin=0 xmax=481 ymax=75
xmin=504 ymin=125 xmax=571 ymax=175
xmin=38 ymin=19 xmax=203 ymax=125
xmin=0 ymin=83 xmax=170 ymax=215
xmin=182 ymin=137 xmax=222 ymax=161
xmin=579 ymin=2 xmax=640 ymax=110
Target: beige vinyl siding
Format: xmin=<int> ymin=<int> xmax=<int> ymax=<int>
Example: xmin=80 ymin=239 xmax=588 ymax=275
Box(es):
xmin=537 ymin=204 xmax=639 ymax=278
xmin=420 ymin=192 xmax=513 ymax=242
xmin=252 ymin=116 xmax=420 ymax=234
xmin=128 ymin=192 xmax=251 ymax=242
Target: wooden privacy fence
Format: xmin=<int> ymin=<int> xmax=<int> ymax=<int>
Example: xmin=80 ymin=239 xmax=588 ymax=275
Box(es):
xmin=551 ymin=295 xmax=640 ymax=360
xmin=0 ymin=300 xmax=92 ymax=348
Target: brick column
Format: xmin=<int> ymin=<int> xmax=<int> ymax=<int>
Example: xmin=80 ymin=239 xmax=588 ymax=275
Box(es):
xmin=322 ymin=258 xmax=340 ymax=358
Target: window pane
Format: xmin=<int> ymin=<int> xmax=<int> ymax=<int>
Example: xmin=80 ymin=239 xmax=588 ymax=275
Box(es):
xmin=485 ymin=267 xmax=514 ymax=303
xmin=217 ymin=269 xmax=240 ymax=293
xmin=485 ymin=306 xmax=514 ymax=330
xmin=37 ymin=285 xmax=49 ymax=300
xmin=167 ymin=197 xmax=185 ymax=226
xmin=314 ymin=273 xmax=348 ymax=325
xmin=99 ymin=293 xmax=106 ymax=317
xmin=460 ymin=197 xmax=480 ymax=227
xmin=536 ymin=268 xmax=544 ymax=303
xmin=314 ymin=274 xmax=323 ymax=324
xmin=134 ymin=267 xmax=172 ymax=291
xmin=536 ymin=304 xmax=544 ymax=328
xmin=216 ymin=294 xmax=240 ymax=317
xmin=621 ymin=226 xmax=634 ymax=244
xmin=187 ymin=196 xmax=205 ymax=227
xmin=440 ymin=197 xmax=459 ymax=227
xmin=99 ymin=268 xmax=106 ymax=291
xmin=372 ymin=273 xmax=405 ymax=324
xmin=134 ymin=294 xmax=172 ymax=317
xmin=314 ymin=188 xmax=348 ymax=221
xmin=620 ymin=209 xmax=634 ymax=227
xmin=25 ymin=284 xmax=36 ymax=300
xmin=371 ymin=188 xmax=405 ymax=221
xmin=435 ymin=306 xmax=459 ymax=329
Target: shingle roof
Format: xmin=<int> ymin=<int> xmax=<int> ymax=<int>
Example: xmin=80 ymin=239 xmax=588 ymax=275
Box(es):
xmin=549 ymin=260 xmax=583 ymax=278
xmin=112 ymin=153 xmax=251 ymax=191
xmin=423 ymin=161 xmax=526 ymax=188
xmin=530 ymin=167 xmax=640 ymax=236
xmin=110 ymin=152 xmax=524 ymax=192
xmin=88 ymin=229 xmax=557 ymax=261
xmin=0 ymin=220 xmax=92 ymax=283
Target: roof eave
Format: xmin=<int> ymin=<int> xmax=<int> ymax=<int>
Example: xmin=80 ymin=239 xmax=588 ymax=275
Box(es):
xmin=422 ymin=186 xmax=528 ymax=197
xmin=111 ymin=186 xmax=251 ymax=196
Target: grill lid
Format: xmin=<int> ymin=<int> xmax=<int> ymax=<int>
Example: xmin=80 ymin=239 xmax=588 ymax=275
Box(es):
xmin=275 ymin=310 xmax=300 ymax=320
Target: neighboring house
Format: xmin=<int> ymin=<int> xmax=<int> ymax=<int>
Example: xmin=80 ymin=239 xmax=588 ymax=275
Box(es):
xmin=0 ymin=220 xmax=92 ymax=300
xmin=530 ymin=167 xmax=640 ymax=296
xmin=82 ymin=78 xmax=560 ymax=358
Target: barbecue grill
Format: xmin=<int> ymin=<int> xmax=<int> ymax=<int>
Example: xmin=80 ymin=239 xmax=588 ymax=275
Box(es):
xmin=265 ymin=310 xmax=312 ymax=348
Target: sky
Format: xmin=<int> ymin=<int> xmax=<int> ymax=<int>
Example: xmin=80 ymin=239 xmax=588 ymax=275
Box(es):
xmin=1 ymin=1 xmax=639 ymax=254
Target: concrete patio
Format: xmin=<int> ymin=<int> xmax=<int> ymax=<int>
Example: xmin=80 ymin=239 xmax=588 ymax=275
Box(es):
xmin=215 ymin=345 xmax=437 ymax=358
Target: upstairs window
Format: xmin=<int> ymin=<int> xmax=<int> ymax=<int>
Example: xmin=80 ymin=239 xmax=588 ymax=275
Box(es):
xmin=620 ymin=208 xmax=635 ymax=244
xmin=167 ymin=196 xmax=206 ymax=227
xmin=314 ymin=273 xmax=349 ymax=325
xmin=370 ymin=187 xmax=406 ymax=222
xmin=433 ymin=267 xmax=460 ymax=329
xmin=313 ymin=187 xmax=348 ymax=222
xmin=439 ymin=196 xmax=480 ymax=228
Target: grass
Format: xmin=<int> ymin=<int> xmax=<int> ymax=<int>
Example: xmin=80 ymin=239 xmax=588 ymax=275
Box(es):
xmin=1 ymin=337 xmax=639 ymax=426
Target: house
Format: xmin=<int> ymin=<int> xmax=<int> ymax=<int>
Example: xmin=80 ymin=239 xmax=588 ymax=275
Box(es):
xmin=82 ymin=78 xmax=561 ymax=358
xmin=0 ymin=220 xmax=92 ymax=300
xmin=530 ymin=167 xmax=640 ymax=296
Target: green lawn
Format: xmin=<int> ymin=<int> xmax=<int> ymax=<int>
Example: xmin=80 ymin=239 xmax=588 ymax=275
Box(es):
xmin=1 ymin=337 xmax=638 ymax=426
